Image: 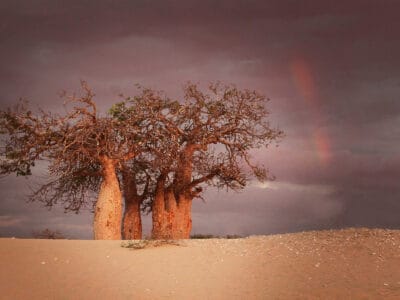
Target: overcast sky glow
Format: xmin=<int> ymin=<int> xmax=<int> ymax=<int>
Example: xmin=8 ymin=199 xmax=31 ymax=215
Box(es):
xmin=1 ymin=0 xmax=399 ymax=239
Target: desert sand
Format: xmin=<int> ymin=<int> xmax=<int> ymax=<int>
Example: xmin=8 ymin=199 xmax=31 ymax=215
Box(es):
xmin=1 ymin=228 xmax=400 ymax=299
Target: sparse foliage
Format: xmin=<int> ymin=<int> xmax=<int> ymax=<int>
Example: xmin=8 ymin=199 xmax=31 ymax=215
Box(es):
xmin=0 ymin=81 xmax=168 ymax=239
xmin=114 ymin=82 xmax=283 ymax=239
xmin=32 ymin=228 xmax=65 ymax=239
xmin=0 ymin=81 xmax=283 ymax=240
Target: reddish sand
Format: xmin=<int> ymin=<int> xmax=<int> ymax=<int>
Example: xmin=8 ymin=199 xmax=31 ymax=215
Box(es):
xmin=1 ymin=228 xmax=400 ymax=299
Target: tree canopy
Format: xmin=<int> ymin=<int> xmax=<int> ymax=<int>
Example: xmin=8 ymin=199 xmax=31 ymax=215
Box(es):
xmin=0 ymin=81 xmax=283 ymax=239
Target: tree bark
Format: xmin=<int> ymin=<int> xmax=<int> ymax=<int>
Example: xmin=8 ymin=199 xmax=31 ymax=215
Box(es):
xmin=151 ymin=176 xmax=167 ymax=238
xmin=121 ymin=170 xmax=142 ymax=240
xmin=152 ymin=185 xmax=192 ymax=239
xmin=151 ymin=144 xmax=196 ymax=239
xmin=123 ymin=200 xmax=142 ymax=240
xmin=93 ymin=156 xmax=122 ymax=240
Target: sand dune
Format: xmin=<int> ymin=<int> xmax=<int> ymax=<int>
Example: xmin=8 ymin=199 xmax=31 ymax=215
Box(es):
xmin=1 ymin=228 xmax=400 ymax=299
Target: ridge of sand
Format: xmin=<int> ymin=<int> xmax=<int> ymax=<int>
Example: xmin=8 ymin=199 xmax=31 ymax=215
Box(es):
xmin=1 ymin=228 xmax=400 ymax=299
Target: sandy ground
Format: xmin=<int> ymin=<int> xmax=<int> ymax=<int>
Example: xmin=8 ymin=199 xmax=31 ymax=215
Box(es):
xmin=1 ymin=228 xmax=400 ymax=300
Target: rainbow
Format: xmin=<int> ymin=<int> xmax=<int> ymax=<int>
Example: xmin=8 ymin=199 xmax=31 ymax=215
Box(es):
xmin=290 ymin=57 xmax=332 ymax=166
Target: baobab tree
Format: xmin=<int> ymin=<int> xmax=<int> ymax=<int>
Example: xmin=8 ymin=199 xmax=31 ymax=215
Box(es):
xmin=108 ymin=88 xmax=180 ymax=239
xmin=1 ymin=81 xmax=283 ymax=240
xmin=119 ymin=82 xmax=284 ymax=239
xmin=0 ymin=82 xmax=168 ymax=239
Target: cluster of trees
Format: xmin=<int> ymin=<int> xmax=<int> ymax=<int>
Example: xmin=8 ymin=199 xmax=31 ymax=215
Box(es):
xmin=0 ymin=81 xmax=283 ymax=240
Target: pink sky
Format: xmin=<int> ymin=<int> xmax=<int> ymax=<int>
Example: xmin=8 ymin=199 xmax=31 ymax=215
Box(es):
xmin=0 ymin=0 xmax=399 ymax=238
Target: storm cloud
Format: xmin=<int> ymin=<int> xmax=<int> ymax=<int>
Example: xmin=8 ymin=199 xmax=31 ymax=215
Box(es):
xmin=0 ymin=0 xmax=399 ymax=238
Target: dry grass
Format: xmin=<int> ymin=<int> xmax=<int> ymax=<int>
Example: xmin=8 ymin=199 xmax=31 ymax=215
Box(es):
xmin=121 ymin=239 xmax=182 ymax=250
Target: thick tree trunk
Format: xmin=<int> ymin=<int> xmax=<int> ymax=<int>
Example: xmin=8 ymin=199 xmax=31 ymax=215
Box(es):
xmin=152 ymin=187 xmax=192 ymax=239
xmin=121 ymin=170 xmax=143 ymax=239
xmin=122 ymin=196 xmax=142 ymax=240
xmin=123 ymin=201 xmax=142 ymax=240
xmin=93 ymin=157 xmax=122 ymax=240
xmin=152 ymin=177 xmax=167 ymax=238
xmin=152 ymin=144 xmax=195 ymax=239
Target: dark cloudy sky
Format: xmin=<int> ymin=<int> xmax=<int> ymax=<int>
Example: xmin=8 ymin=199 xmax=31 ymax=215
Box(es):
xmin=1 ymin=0 xmax=399 ymax=239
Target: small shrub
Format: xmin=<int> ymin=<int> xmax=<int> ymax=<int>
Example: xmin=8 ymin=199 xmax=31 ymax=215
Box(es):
xmin=225 ymin=234 xmax=243 ymax=239
xmin=190 ymin=234 xmax=243 ymax=239
xmin=33 ymin=228 xmax=65 ymax=239
xmin=190 ymin=234 xmax=218 ymax=239
xmin=121 ymin=239 xmax=181 ymax=250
